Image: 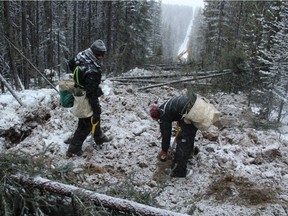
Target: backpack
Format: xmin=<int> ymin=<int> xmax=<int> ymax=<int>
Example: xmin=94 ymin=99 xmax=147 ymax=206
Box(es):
xmin=183 ymin=96 xmax=221 ymax=131
xmin=59 ymin=66 xmax=80 ymax=108
xmin=59 ymin=79 xmax=75 ymax=108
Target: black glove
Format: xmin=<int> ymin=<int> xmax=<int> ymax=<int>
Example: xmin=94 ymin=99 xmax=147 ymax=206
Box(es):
xmin=68 ymin=58 xmax=76 ymax=72
xmin=92 ymin=114 xmax=100 ymax=124
xmin=96 ymin=87 xmax=104 ymax=97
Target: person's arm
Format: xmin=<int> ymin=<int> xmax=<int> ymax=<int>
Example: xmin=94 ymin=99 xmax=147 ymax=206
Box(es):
xmin=160 ymin=121 xmax=172 ymax=152
xmin=84 ymin=70 xmax=101 ymax=119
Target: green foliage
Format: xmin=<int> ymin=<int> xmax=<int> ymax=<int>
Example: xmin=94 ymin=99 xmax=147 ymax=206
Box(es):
xmin=223 ymin=48 xmax=247 ymax=74
xmin=0 ymin=152 xmax=165 ymax=215
xmin=0 ymin=153 xmax=111 ymax=215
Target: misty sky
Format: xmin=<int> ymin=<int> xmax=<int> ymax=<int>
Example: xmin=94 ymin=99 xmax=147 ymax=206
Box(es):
xmin=162 ymin=0 xmax=204 ymax=8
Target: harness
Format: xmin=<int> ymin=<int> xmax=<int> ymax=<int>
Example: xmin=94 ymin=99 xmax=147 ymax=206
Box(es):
xmin=73 ymin=66 xmax=85 ymax=89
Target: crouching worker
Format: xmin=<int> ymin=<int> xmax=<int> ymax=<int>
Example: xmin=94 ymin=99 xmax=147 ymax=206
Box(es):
xmin=66 ymin=39 xmax=112 ymax=158
xmin=149 ymin=93 xmax=198 ymax=177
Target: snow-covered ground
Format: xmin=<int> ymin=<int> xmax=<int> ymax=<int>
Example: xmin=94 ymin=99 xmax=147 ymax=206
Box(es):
xmin=0 ymin=68 xmax=288 ymax=215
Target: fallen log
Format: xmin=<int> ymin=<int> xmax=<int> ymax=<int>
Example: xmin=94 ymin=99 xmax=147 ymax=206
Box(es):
xmin=143 ymin=64 xmax=182 ymax=71
xmin=111 ymin=79 xmax=164 ymax=84
xmin=110 ymin=74 xmax=179 ymax=80
xmin=0 ymin=32 xmax=58 ymax=93
xmin=11 ymin=174 xmax=188 ymax=216
xmin=110 ymin=70 xmax=228 ymax=80
xmin=137 ymin=70 xmax=232 ymax=91
xmin=0 ymin=73 xmax=23 ymax=106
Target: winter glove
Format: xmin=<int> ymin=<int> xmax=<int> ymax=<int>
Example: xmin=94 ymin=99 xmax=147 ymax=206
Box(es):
xmin=68 ymin=58 xmax=76 ymax=72
xmin=91 ymin=114 xmax=100 ymax=125
xmin=96 ymin=87 xmax=104 ymax=97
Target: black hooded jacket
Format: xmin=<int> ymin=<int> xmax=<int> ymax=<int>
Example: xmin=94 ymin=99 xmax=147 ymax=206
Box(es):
xmin=69 ymin=48 xmax=103 ymax=116
xmin=158 ymin=95 xmax=196 ymax=151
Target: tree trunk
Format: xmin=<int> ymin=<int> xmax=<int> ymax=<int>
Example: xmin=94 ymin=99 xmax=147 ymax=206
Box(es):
xmin=106 ymin=1 xmax=112 ymax=49
xmin=72 ymin=1 xmax=78 ymax=55
xmin=21 ymin=1 xmax=30 ymax=89
xmin=44 ymin=1 xmax=53 ymax=69
xmin=11 ymin=174 xmax=187 ymax=216
xmin=3 ymin=1 xmax=21 ymax=90
xmin=1 ymin=32 xmax=58 ymax=92
xmin=277 ymin=81 xmax=288 ymax=122
xmin=0 ymin=74 xmax=23 ymax=106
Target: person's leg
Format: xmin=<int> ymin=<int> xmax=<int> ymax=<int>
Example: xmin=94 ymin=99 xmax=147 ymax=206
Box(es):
xmin=171 ymin=121 xmax=197 ymax=177
xmin=94 ymin=120 xmax=112 ymax=145
xmin=67 ymin=117 xmax=91 ymax=156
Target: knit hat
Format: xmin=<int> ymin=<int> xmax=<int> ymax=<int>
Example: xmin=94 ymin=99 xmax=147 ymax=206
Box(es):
xmin=150 ymin=104 xmax=160 ymax=120
xmin=90 ymin=39 xmax=107 ymax=56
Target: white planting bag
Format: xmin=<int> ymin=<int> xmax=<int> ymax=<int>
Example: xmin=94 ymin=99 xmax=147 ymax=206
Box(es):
xmin=183 ymin=96 xmax=221 ymax=131
xmin=71 ymin=92 xmax=93 ymax=118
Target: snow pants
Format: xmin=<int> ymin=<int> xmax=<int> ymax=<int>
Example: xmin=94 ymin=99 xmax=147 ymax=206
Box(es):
xmin=171 ymin=119 xmax=198 ymax=177
xmin=67 ymin=116 xmax=104 ymax=154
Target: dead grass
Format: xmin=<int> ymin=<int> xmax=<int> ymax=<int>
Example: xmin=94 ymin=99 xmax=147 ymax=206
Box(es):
xmin=205 ymin=175 xmax=278 ymax=206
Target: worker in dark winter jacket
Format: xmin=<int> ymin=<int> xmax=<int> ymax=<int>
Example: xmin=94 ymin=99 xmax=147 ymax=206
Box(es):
xmin=66 ymin=39 xmax=112 ymax=157
xmin=150 ymin=94 xmax=198 ymax=177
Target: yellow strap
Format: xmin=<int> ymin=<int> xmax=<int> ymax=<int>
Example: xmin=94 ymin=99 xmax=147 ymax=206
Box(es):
xmin=175 ymin=122 xmax=180 ymax=138
xmin=90 ymin=116 xmax=99 ymax=135
xmin=73 ymin=66 xmax=84 ymax=88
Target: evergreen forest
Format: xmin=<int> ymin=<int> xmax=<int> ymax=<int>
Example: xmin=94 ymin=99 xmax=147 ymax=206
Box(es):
xmin=0 ymin=0 xmax=288 ymax=121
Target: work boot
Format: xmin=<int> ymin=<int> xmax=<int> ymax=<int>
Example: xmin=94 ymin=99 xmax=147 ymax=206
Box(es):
xmin=170 ymin=163 xmax=187 ymax=177
xmin=159 ymin=150 xmax=168 ymax=162
xmin=66 ymin=150 xmax=83 ymax=158
xmin=170 ymin=169 xmax=193 ymax=177
xmin=94 ymin=134 xmax=112 ymax=146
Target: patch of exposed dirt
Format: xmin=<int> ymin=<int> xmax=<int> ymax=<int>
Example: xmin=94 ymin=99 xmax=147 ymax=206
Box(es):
xmin=152 ymin=159 xmax=173 ymax=184
xmin=0 ymin=107 xmax=51 ymax=147
xmin=205 ymin=175 xmax=278 ymax=206
xmin=0 ymin=126 xmax=32 ymax=145
xmin=24 ymin=107 xmax=51 ymax=126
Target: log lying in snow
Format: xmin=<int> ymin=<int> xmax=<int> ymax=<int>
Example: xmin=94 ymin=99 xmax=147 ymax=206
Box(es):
xmin=109 ymin=70 xmax=229 ymax=81
xmin=111 ymin=79 xmax=164 ymax=84
xmin=11 ymin=174 xmax=188 ymax=216
xmin=137 ymin=71 xmax=232 ymax=91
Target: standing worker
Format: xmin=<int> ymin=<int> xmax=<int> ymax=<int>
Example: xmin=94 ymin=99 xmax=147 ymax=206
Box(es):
xmin=150 ymin=94 xmax=198 ymax=177
xmin=66 ymin=39 xmax=112 ymax=157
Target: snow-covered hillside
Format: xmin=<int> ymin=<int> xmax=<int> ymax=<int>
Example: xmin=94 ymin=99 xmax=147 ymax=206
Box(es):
xmin=0 ymin=68 xmax=288 ymax=215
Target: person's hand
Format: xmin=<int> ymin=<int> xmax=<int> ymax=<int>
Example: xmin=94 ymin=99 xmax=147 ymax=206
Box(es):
xmin=91 ymin=114 xmax=100 ymax=124
xmin=96 ymin=87 xmax=103 ymax=97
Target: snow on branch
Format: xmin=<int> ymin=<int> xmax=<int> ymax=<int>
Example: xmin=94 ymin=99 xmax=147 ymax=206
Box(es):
xmin=272 ymin=89 xmax=288 ymax=103
xmin=11 ymin=174 xmax=188 ymax=216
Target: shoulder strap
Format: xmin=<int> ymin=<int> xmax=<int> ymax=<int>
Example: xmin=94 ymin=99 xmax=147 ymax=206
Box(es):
xmin=73 ymin=66 xmax=84 ymax=88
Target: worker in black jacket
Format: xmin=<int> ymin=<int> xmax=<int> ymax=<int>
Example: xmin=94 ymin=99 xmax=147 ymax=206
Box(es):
xmin=150 ymin=94 xmax=198 ymax=177
xmin=66 ymin=39 xmax=111 ymax=157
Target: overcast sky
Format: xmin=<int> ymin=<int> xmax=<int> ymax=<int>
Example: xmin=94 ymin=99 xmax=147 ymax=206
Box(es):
xmin=161 ymin=0 xmax=204 ymax=8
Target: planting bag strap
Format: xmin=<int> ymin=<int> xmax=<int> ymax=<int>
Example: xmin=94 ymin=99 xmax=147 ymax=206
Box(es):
xmin=73 ymin=66 xmax=84 ymax=88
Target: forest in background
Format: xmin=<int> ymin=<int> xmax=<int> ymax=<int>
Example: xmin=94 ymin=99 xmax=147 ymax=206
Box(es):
xmin=0 ymin=0 xmax=288 ymax=122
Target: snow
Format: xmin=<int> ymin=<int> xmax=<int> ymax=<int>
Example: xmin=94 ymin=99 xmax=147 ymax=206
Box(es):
xmin=1 ymin=68 xmax=288 ymax=215
xmin=177 ymin=18 xmax=193 ymax=60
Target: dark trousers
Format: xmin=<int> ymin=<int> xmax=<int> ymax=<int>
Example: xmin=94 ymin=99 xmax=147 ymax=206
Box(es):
xmin=172 ymin=119 xmax=198 ymax=176
xmin=67 ymin=117 xmax=103 ymax=153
